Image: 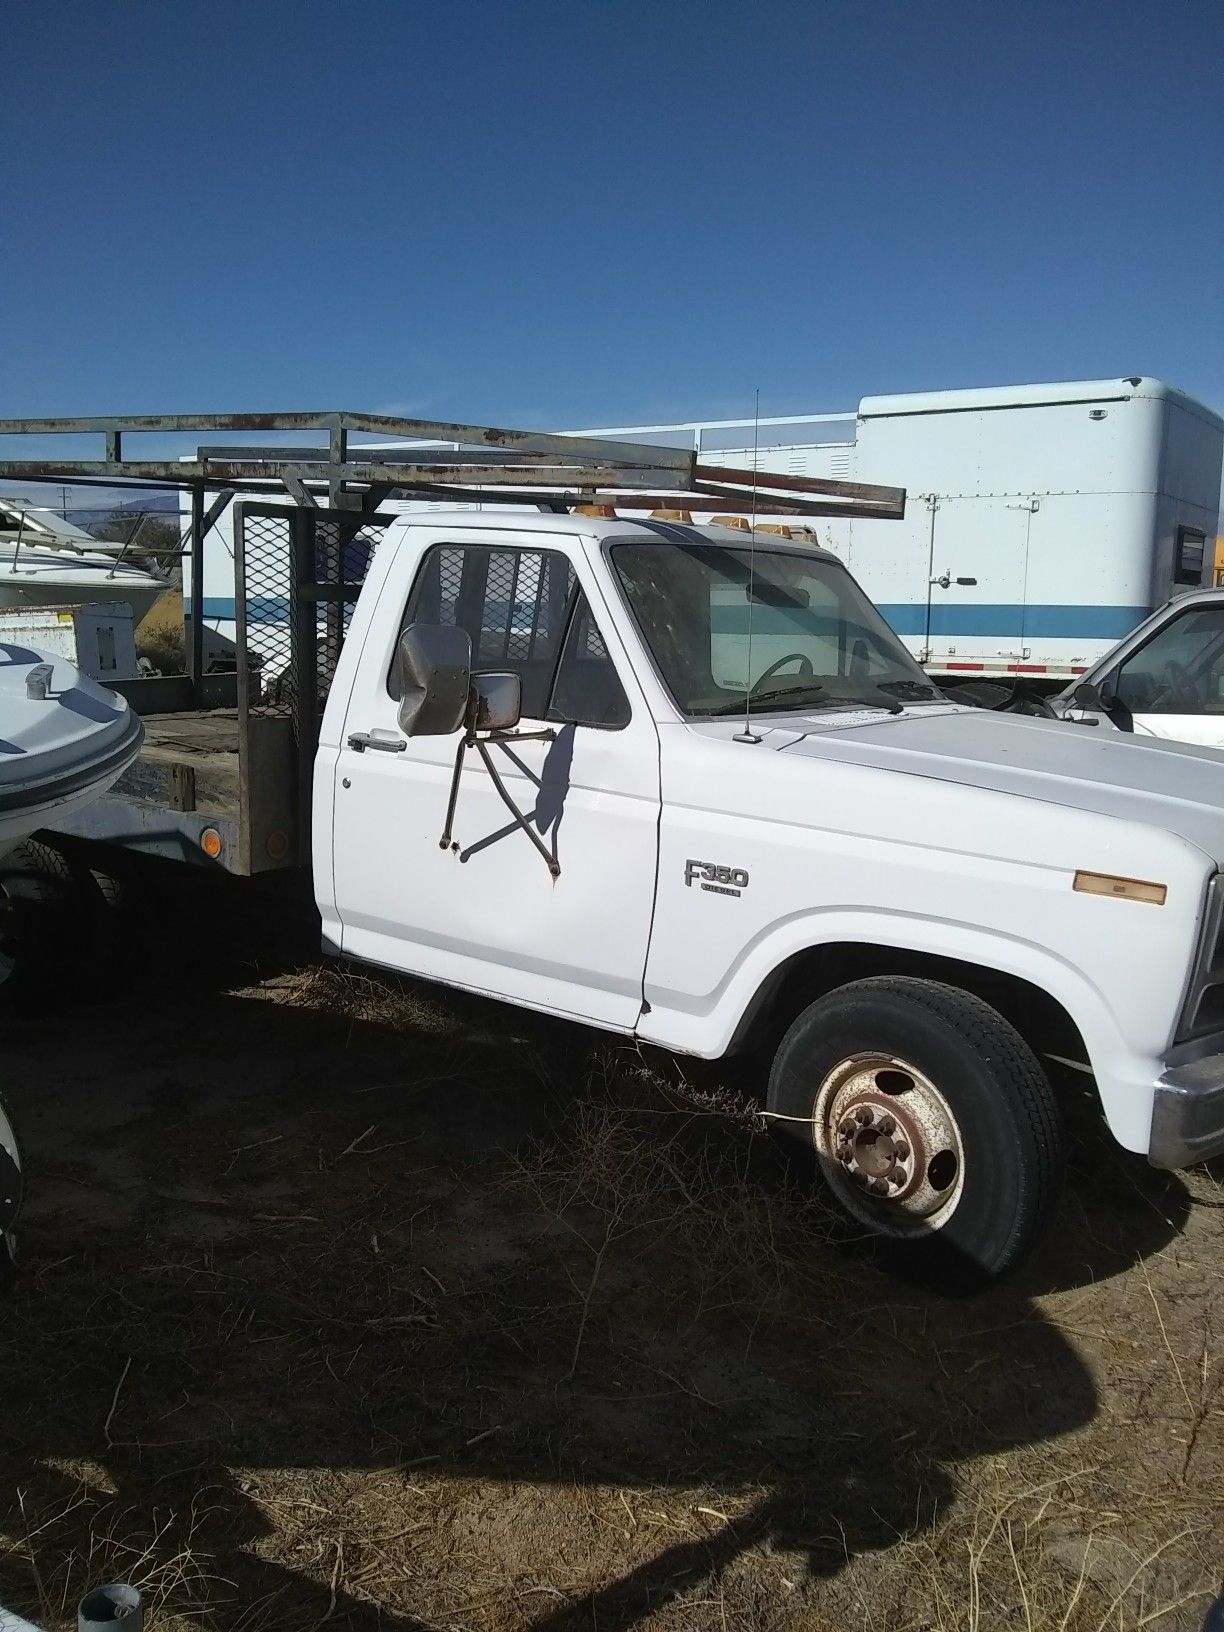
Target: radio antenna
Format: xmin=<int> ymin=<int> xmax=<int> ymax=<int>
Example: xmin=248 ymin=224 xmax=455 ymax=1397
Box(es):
xmin=733 ymin=388 xmax=763 ymax=744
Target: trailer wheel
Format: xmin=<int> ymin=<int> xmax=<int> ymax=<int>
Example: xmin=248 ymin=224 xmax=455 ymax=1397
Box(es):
xmin=0 ymin=839 xmax=85 ymax=1008
xmin=767 ymin=976 xmax=1063 ymax=1282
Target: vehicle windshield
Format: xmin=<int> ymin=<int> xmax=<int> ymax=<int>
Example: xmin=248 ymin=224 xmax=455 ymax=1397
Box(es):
xmin=611 ymin=540 xmax=939 ymax=717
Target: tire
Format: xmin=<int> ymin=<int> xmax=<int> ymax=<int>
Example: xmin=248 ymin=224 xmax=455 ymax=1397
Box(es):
xmin=767 ymin=975 xmax=1063 ymax=1283
xmin=0 ymin=839 xmax=83 ymax=1007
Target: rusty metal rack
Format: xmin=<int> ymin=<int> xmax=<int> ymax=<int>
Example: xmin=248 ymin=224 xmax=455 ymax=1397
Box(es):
xmin=0 ymin=411 xmax=905 ymax=875
xmin=0 ymin=410 xmax=905 ymax=694
xmin=0 ymin=408 xmax=904 ymax=516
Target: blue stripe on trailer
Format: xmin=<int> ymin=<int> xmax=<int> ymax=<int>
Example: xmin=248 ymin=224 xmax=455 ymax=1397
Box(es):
xmin=876 ymin=603 xmax=1149 ymax=640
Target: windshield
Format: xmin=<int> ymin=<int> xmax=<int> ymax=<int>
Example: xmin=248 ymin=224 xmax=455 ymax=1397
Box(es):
xmin=611 ymin=541 xmax=939 ymax=717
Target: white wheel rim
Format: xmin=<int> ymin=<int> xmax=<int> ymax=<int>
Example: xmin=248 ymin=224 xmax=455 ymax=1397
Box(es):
xmin=812 ymin=1052 xmax=965 ymax=1236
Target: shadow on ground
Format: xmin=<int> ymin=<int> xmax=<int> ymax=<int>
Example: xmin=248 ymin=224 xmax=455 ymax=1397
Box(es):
xmin=0 ymin=950 xmax=1198 ymax=1630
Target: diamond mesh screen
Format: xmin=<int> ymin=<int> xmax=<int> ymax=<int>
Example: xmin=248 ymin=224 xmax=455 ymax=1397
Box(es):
xmin=236 ymin=506 xmax=383 ymax=733
xmin=403 ymin=543 xmax=575 ymax=718
xmin=237 ymin=510 xmax=294 ymax=717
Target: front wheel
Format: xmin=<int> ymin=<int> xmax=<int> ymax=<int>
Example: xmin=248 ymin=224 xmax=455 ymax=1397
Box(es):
xmin=767 ymin=976 xmax=1063 ymax=1282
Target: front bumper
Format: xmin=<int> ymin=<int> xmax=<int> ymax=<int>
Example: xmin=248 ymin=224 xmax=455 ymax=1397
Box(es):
xmin=1149 ymin=1054 xmax=1224 ymax=1169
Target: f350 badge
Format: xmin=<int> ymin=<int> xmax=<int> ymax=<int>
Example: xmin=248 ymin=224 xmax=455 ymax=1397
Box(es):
xmin=685 ymin=859 xmax=749 ymax=897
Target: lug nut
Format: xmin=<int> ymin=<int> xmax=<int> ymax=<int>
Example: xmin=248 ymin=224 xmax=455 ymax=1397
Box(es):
xmin=838 ymin=1148 xmax=854 ymax=1164
xmin=893 ymin=1141 xmax=910 ymax=1162
xmin=878 ymin=1115 xmax=896 ymax=1136
xmin=839 ymin=1118 xmax=857 ymax=1140
xmin=854 ymin=1106 xmax=874 ymax=1125
xmin=869 ymin=1178 xmax=890 ymax=1196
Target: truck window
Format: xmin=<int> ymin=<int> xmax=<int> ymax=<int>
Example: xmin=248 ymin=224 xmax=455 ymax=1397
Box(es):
xmin=547 ymin=596 xmax=631 ymax=729
xmin=612 ymin=540 xmax=938 ymax=716
xmin=395 ymin=542 xmax=628 ymax=726
xmin=1174 ymin=527 xmax=1207 ymax=587
xmin=1111 ymin=605 xmax=1224 ymax=715
xmin=395 ymin=543 xmax=574 ymax=716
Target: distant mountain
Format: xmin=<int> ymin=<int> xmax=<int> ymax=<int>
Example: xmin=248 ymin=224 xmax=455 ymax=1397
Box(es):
xmin=69 ymin=491 xmax=182 ymax=524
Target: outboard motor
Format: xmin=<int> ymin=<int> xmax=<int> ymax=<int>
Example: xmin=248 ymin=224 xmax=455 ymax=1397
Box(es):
xmin=0 ymin=1092 xmax=22 ymax=1279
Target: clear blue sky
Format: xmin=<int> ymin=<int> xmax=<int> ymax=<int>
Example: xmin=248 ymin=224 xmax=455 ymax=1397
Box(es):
xmin=3 ymin=0 xmax=1222 ymax=429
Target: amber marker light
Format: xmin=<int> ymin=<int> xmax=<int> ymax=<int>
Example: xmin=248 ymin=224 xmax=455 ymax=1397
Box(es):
xmin=1073 ymin=870 xmax=1167 ymax=906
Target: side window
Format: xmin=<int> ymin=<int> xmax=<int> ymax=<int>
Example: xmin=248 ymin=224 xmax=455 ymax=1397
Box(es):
xmin=548 ymin=593 xmax=631 ymax=729
xmin=1174 ymin=526 xmax=1207 ymax=587
xmin=1111 ymin=606 xmax=1224 ymax=715
xmin=394 ymin=543 xmax=574 ymax=717
xmin=393 ymin=543 xmax=630 ymax=727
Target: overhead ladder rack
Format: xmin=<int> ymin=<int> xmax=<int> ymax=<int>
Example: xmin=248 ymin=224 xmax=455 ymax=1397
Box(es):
xmin=0 ymin=409 xmax=904 ymax=516
xmin=0 ymin=409 xmax=905 ymax=689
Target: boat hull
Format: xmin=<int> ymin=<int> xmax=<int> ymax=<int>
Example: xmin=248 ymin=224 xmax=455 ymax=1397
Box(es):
xmin=0 ymin=708 xmax=144 ymax=863
xmin=0 ymin=576 xmax=166 ymax=625
xmin=0 ymin=542 xmax=168 ymax=626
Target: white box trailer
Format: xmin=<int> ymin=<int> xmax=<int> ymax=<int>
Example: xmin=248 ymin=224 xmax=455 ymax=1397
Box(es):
xmin=634 ymin=378 xmax=1223 ymax=683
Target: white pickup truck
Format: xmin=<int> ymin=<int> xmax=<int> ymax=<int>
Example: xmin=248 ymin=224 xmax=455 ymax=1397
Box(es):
xmin=1052 ymin=587 xmax=1224 ymax=750
xmin=308 ymin=511 xmax=1224 ymax=1278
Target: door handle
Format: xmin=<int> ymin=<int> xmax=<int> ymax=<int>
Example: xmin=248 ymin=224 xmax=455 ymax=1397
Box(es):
xmin=347 ymin=731 xmax=407 ymax=754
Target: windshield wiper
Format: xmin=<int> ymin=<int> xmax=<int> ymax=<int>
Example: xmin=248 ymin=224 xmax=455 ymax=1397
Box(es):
xmin=706 ymin=682 xmax=828 ymax=716
xmin=705 ymin=682 xmax=903 ymax=718
xmin=875 ymin=679 xmax=939 ymax=701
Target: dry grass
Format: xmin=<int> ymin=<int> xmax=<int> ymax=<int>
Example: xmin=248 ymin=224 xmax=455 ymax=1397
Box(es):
xmin=1 ymin=950 xmax=1223 ymax=1630
xmin=135 ymin=591 xmax=186 ymax=674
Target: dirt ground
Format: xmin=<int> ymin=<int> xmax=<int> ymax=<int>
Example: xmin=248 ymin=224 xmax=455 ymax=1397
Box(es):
xmin=1 ymin=890 xmax=1223 ymax=1631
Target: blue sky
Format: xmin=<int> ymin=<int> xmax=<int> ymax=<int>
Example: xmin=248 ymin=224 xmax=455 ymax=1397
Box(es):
xmin=3 ymin=0 xmax=1222 ymax=430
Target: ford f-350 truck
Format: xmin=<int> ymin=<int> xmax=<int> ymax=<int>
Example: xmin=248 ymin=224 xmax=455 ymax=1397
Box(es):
xmin=8 ymin=413 xmax=1224 ymax=1281
xmin=311 ymin=509 xmax=1224 ymax=1277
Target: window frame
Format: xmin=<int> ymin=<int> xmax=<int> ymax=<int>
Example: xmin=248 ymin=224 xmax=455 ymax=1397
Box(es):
xmin=390 ymin=538 xmax=632 ymax=731
xmin=1174 ymin=525 xmax=1208 ymax=588
xmin=544 ymin=590 xmax=632 ymax=732
xmin=1106 ymin=601 xmax=1224 ymax=717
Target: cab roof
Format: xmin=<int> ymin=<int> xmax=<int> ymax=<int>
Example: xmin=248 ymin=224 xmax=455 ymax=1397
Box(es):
xmin=387 ymin=509 xmax=842 ymax=564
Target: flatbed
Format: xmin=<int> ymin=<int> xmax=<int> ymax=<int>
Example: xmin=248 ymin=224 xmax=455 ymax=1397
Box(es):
xmin=53 ymin=705 xmax=296 ymax=873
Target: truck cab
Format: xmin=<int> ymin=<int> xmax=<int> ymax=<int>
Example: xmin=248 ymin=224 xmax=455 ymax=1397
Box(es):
xmin=319 ymin=512 xmax=1224 ymax=1280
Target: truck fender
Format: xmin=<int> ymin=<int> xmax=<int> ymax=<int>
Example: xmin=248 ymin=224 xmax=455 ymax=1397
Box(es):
xmin=642 ymin=910 xmax=1145 ymax=1142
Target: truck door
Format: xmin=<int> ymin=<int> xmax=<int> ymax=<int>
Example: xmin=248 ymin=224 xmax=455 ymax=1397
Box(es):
xmin=1096 ymin=599 xmax=1224 ymax=748
xmin=329 ymin=532 xmax=661 ymax=1030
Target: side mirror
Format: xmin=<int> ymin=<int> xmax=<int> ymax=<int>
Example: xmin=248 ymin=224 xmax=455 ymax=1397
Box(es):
xmin=471 ymin=671 xmax=521 ymax=733
xmin=393 ymin=623 xmax=472 ymax=736
xmin=1071 ymin=680 xmax=1104 ymax=711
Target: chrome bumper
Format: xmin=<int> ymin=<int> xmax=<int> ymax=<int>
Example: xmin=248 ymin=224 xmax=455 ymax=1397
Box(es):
xmin=1150 ymin=1054 xmax=1224 ymax=1169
